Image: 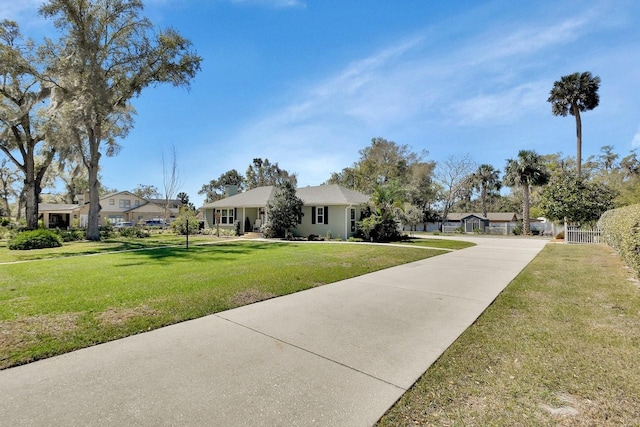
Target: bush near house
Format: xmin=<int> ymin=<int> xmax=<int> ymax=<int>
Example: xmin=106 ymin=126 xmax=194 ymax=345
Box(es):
xmin=119 ymin=227 xmax=150 ymax=239
xmin=598 ymin=203 xmax=640 ymax=278
xmin=8 ymin=229 xmax=63 ymax=250
xmin=57 ymin=229 xmax=85 ymax=242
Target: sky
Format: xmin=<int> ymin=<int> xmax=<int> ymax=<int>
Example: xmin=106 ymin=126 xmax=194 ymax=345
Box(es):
xmin=2 ymin=0 xmax=640 ymax=206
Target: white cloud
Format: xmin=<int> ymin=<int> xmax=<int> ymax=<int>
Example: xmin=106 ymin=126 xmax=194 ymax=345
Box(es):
xmin=632 ymin=131 xmax=640 ymax=148
xmin=452 ymin=81 xmax=549 ymax=125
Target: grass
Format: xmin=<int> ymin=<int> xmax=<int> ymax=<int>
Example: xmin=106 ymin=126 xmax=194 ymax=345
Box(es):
xmin=0 ymin=240 xmax=448 ymax=370
xmin=378 ymin=243 xmax=640 ymax=426
xmin=0 ymin=234 xmax=215 ymax=263
xmin=393 ymin=238 xmax=475 ymax=250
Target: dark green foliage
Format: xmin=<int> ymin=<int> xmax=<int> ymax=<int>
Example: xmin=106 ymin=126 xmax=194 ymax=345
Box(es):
xmin=266 ymin=182 xmax=304 ymax=238
xmin=171 ymin=208 xmax=199 ymax=235
xmin=8 ymin=229 xmax=62 ymax=250
xmin=57 ymin=229 xmax=85 ymax=242
xmin=540 ymin=173 xmax=616 ymax=224
xmin=357 ymin=183 xmax=403 ymax=241
xmin=234 ymin=220 xmax=242 ymax=236
xmin=119 ymin=227 xmax=150 ymax=238
xmin=0 ymin=217 xmax=10 ymax=227
xmin=598 ymin=204 xmax=640 ymax=277
xmin=99 ymin=225 xmax=114 ymax=240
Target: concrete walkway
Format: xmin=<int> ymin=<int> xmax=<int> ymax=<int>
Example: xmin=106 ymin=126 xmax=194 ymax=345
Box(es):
xmin=0 ymin=236 xmax=547 ymax=426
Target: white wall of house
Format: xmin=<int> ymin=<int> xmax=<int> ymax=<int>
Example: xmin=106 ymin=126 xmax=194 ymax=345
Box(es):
xmin=293 ymin=205 xmax=361 ymax=239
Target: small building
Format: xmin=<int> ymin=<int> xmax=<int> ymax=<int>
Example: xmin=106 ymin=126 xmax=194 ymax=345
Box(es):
xmin=443 ymin=212 xmax=542 ymax=234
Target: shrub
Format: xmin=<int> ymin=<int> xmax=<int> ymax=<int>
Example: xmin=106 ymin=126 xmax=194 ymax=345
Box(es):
xmin=347 ymin=236 xmax=363 ymax=242
xmin=432 ymin=230 xmax=440 ymax=235
xmin=119 ymin=227 xmax=150 ymax=238
xmin=99 ymin=225 xmax=114 ymax=239
xmin=0 ymin=217 xmax=10 ymax=227
xmin=555 ymin=231 xmax=565 ymax=240
xmin=171 ymin=210 xmax=199 ymax=235
xmin=234 ymin=220 xmax=242 ymax=236
xmin=58 ymin=229 xmax=85 ymax=242
xmin=454 ymin=226 xmax=464 ymax=234
xmin=8 ymin=229 xmax=63 ymax=250
xmin=260 ymin=222 xmax=277 ymax=238
xmin=598 ymin=204 xmax=640 ymax=278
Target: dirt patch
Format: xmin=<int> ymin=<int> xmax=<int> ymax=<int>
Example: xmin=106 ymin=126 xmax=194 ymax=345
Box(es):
xmin=0 ymin=313 xmax=81 ymax=350
xmin=96 ymin=305 xmax=159 ymax=326
xmin=539 ymin=392 xmax=594 ymax=421
xmin=229 ymin=289 xmax=276 ymax=307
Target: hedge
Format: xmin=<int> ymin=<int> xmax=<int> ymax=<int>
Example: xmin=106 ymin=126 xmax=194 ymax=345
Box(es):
xmin=8 ymin=229 xmax=63 ymax=250
xmin=597 ymin=203 xmax=640 ymax=278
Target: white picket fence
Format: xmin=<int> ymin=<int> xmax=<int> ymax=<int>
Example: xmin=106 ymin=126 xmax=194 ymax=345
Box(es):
xmin=566 ymin=226 xmax=601 ymax=244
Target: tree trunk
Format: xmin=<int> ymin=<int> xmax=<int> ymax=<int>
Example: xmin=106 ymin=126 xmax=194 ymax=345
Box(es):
xmin=86 ymin=127 xmax=102 ymax=241
xmin=481 ymin=186 xmax=488 ymax=217
xmin=574 ymin=105 xmax=582 ymax=176
xmin=23 ymin=145 xmax=38 ymax=229
xmin=522 ymin=184 xmax=530 ymax=235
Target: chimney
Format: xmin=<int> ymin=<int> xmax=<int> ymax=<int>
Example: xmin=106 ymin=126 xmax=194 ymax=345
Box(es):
xmin=225 ymin=185 xmax=238 ymax=198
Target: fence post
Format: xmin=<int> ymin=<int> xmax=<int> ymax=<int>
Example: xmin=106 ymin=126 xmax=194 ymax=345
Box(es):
xmin=564 ymin=217 xmax=568 ymax=244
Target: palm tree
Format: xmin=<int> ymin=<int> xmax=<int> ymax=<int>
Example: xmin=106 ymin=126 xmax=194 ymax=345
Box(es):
xmin=472 ymin=164 xmax=501 ymax=217
xmin=504 ymin=150 xmax=549 ymax=235
xmin=548 ymin=72 xmax=601 ymax=176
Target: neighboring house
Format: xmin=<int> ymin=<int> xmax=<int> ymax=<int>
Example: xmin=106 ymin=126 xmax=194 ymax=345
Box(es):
xmin=201 ymin=184 xmax=370 ymax=239
xmin=442 ymin=212 xmax=543 ymax=234
xmin=38 ymin=191 xmax=181 ymax=229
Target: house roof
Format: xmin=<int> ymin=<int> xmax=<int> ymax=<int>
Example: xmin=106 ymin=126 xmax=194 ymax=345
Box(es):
xmin=39 ymin=203 xmax=80 ymax=212
xmin=203 ymin=186 xmax=277 ymax=208
xmin=296 ymin=185 xmax=370 ymax=205
xmin=446 ymin=212 xmax=518 ymax=222
xmin=101 ymin=190 xmax=138 ymax=200
xmin=202 ymin=184 xmax=370 ymax=209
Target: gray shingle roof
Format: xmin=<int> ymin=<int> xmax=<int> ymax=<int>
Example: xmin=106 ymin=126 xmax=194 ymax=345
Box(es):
xmin=202 ymin=184 xmax=369 ymax=209
xmin=203 ymin=186 xmax=277 ymax=208
xmin=446 ymin=212 xmax=519 ymax=222
xmin=296 ymin=185 xmax=370 ymax=205
xmin=39 ymin=203 xmax=80 ymax=211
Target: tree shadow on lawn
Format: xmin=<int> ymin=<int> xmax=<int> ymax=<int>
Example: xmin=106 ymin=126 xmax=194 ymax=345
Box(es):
xmin=112 ymin=241 xmax=290 ymax=266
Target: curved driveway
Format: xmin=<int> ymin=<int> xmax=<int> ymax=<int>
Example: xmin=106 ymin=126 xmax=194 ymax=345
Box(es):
xmin=0 ymin=236 xmax=547 ymax=426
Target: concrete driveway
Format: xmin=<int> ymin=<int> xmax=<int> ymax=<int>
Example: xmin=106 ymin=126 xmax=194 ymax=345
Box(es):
xmin=0 ymin=236 xmax=547 ymax=426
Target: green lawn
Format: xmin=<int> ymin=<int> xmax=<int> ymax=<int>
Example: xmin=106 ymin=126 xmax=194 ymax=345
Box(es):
xmin=0 ymin=233 xmax=214 ymax=263
xmin=378 ymin=243 xmax=640 ymax=426
xmin=0 ymin=240 xmax=449 ymax=369
xmin=393 ymin=238 xmax=475 ymax=250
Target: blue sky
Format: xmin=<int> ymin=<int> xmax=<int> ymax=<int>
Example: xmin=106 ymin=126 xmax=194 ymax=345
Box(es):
xmin=2 ymin=0 xmax=640 ymax=206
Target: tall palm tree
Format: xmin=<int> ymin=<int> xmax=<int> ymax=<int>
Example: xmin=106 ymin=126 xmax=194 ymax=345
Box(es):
xmin=504 ymin=150 xmax=550 ymax=235
xmin=548 ymin=71 xmax=601 ymax=176
xmin=472 ymin=164 xmax=501 ymax=217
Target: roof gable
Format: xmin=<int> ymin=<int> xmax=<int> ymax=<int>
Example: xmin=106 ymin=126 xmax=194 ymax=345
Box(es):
xmin=203 ymin=186 xmax=276 ymax=208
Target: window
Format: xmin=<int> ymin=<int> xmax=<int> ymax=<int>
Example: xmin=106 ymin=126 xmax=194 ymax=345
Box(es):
xmin=312 ymin=206 xmax=329 ymax=225
xmin=109 ymin=199 xmax=115 ymax=205
xmin=350 ymin=208 xmax=356 ymax=233
xmin=219 ymin=209 xmax=235 ymax=224
xmin=119 ymin=199 xmax=131 ymax=208
xmin=134 ymin=200 xmax=140 ymax=207
xmin=316 ymin=207 xmax=324 ymax=224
